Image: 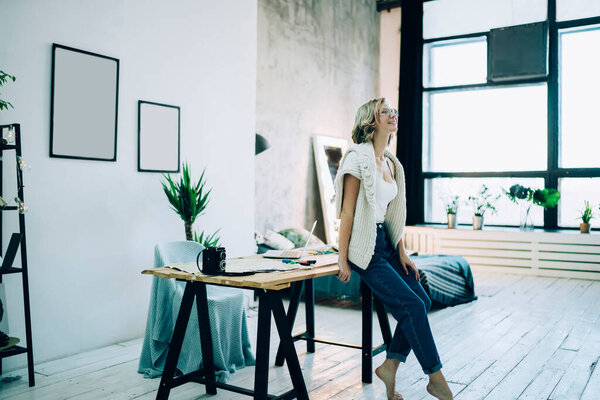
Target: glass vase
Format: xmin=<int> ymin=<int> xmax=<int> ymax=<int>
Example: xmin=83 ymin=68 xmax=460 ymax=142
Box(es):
xmin=520 ymin=202 xmax=534 ymax=231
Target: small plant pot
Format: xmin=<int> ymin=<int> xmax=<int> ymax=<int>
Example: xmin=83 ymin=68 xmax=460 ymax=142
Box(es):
xmin=580 ymin=223 xmax=591 ymax=234
xmin=447 ymin=213 xmax=457 ymax=229
xmin=473 ymin=215 xmax=484 ymax=230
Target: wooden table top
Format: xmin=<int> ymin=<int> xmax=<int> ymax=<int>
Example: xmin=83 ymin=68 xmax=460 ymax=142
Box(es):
xmin=142 ymin=253 xmax=339 ymax=291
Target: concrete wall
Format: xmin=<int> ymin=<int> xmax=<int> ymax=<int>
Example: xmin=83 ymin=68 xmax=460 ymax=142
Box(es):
xmin=379 ymin=7 xmax=402 ymax=155
xmin=0 ymin=0 xmax=256 ymax=370
xmin=256 ymin=0 xmax=380 ymax=241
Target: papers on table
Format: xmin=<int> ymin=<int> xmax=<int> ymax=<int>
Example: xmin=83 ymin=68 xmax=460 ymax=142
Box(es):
xmin=224 ymin=258 xmax=311 ymax=274
xmin=163 ymin=263 xmax=197 ymax=274
xmin=162 ymin=258 xmax=311 ymax=276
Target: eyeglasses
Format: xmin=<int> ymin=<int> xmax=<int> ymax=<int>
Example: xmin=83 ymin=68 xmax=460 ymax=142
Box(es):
xmin=379 ymin=108 xmax=398 ymax=117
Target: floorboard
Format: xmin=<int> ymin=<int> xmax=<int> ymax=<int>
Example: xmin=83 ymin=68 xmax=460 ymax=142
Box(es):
xmin=1 ymin=270 xmax=599 ymax=399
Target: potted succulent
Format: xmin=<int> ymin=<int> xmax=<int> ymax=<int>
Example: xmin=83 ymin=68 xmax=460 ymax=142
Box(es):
xmin=505 ymin=184 xmax=561 ymax=230
xmin=444 ymin=195 xmax=460 ymax=229
xmin=194 ymin=228 xmax=222 ymax=247
xmin=161 ymin=162 xmax=213 ymax=240
xmin=578 ymin=201 xmax=594 ymax=233
xmin=468 ymin=185 xmax=500 ymax=230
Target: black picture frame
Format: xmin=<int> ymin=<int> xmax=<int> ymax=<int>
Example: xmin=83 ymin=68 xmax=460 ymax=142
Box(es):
xmin=50 ymin=43 xmax=119 ymax=161
xmin=137 ymin=101 xmax=180 ymax=173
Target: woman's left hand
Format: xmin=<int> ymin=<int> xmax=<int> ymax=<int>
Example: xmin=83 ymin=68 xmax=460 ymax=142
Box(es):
xmin=399 ymin=252 xmax=419 ymax=281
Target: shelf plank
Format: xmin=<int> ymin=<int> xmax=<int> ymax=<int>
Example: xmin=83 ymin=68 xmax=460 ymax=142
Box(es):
xmin=0 ymin=344 xmax=28 ymax=359
xmin=0 ymin=267 xmax=23 ymax=275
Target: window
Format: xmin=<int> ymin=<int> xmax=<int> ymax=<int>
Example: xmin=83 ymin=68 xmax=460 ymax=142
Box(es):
xmin=558 ymin=178 xmax=600 ymax=227
xmin=424 ymin=85 xmax=547 ymax=173
xmin=425 ymin=177 xmax=545 ymax=226
xmin=559 ymin=26 xmax=600 ymax=168
xmin=424 ymin=0 xmax=547 ymax=39
xmin=424 ymin=38 xmax=487 ymax=87
xmin=420 ymin=1 xmax=600 ymax=230
xmin=557 ymin=0 xmax=600 ymax=22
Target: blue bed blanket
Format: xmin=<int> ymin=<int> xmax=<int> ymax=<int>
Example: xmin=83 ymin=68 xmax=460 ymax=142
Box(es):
xmin=414 ymin=255 xmax=477 ymax=308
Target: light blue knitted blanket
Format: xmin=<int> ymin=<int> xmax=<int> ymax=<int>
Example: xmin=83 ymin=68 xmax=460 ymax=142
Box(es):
xmin=138 ymin=242 xmax=255 ymax=382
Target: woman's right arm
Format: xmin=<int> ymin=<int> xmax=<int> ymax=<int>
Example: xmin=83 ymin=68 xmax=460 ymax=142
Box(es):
xmin=337 ymin=174 xmax=360 ymax=282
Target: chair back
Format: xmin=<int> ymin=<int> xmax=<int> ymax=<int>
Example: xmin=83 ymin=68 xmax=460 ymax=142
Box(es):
xmin=154 ymin=241 xmax=205 ymax=268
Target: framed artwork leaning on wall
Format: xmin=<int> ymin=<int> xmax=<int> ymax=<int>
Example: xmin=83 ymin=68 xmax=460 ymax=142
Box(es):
xmin=312 ymin=135 xmax=349 ymax=245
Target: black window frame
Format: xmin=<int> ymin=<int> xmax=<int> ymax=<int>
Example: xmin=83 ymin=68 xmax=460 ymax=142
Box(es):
xmin=407 ymin=0 xmax=600 ymax=230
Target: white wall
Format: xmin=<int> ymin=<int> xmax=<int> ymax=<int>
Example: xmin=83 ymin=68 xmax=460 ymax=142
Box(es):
xmin=0 ymin=0 xmax=256 ymax=370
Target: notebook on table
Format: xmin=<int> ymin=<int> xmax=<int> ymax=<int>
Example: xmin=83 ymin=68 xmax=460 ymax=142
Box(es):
xmin=263 ymin=221 xmax=317 ymax=259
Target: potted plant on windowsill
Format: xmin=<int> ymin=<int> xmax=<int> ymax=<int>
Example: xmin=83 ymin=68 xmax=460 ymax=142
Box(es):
xmin=504 ymin=184 xmax=561 ymax=230
xmin=444 ymin=195 xmax=460 ymax=229
xmin=468 ymin=185 xmax=500 ymax=230
xmin=578 ymin=201 xmax=594 ymax=234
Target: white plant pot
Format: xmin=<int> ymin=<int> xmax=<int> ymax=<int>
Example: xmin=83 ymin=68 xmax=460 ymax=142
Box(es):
xmin=447 ymin=213 xmax=457 ymax=229
xmin=473 ymin=215 xmax=484 ymax=230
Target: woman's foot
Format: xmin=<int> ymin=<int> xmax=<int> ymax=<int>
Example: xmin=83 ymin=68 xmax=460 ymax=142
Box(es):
xmin=375 ymin=359 xmax=403 ymax=400
xmin=426 ymin=370 xmax=453 ymax=400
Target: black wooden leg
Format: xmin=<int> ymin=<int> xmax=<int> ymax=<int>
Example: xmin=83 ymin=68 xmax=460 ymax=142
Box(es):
xmin=305 ymin=279 xmax=315 ymax=353
xmin=253 ymin=290 xmax=272 ymax=400
xmin=374 ymin=295 xmax=392 ymax=348
xmin=156 ymin=282 xmax=196 ymax=400
xmin=361 ymin=280 xmax=373 ymax=384
xmin=275 ymin=281 xmax=303 ymax=366
xmin=196 ymin=283 xmax=217 ymax=395
xmin=270 ymin=291 xmax=310 ymax=400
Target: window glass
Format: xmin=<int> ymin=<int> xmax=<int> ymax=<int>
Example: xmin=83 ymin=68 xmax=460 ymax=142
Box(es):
xmin=558 ymin=178 xmax=600 ymax=227
xmin=424 ymin=0 xmax=547 ymax=39
xmin=557 ymin=0 xmax=600 ymax=22
xmin=425 ymin=177 xmax=546 ymax=226
xmin=424 ymin=38 xmax=487 ymax=88
xmin=423 ymin=85 xmax=547 ymax=172
xmin=559 ymin=26 xmax=600 ymax=168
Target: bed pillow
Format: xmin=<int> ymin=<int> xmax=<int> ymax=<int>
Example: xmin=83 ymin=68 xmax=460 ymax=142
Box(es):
xmin=279 ymin=228 xmax=326 ymax=248
xmin=263 ymin=230 xmax=295 ymax=250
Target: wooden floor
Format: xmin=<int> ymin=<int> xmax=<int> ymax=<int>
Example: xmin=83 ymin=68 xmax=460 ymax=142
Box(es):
xmin=1 ymin=270 xmax=600 ymax=399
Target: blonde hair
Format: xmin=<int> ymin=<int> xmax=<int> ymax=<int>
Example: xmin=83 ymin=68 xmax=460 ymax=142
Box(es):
xmin=351 ymin=98 xmax=386 ymax=144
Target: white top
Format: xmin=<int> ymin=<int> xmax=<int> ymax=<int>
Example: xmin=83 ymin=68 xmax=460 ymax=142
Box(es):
xmin=375 ymin=174 xmax=398 ymax=223
xmin=334 ymin=143 xmax=406 ymax=270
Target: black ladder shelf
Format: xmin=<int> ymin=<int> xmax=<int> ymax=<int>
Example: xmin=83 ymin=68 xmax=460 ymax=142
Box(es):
xmin=0 ymin=123 xmax=35 ymax=386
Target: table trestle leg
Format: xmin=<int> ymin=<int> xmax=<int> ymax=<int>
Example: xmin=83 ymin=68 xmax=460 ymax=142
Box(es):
xmin=196 ymin=282 xmax=217 ymax=395
xmin=275 ymin=281 xmax=303 ymax=367
xmin=254 ymin=290 xmax=272 ymax=399
xmin=270 ymin=291 xmax=310 ymax=400
xmin=156 ymin=281 xmax=196 ymax=400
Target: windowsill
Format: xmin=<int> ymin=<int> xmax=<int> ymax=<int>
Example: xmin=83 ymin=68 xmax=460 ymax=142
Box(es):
xmin=411 ymin=223 xmax=599 ymax=235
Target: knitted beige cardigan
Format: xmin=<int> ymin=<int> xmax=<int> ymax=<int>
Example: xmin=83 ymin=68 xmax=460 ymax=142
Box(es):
xmin=334 ymin=142 xmax=406 ymax=270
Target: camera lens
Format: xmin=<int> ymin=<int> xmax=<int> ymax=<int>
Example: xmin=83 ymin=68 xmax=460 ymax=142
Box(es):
xmin=219 ymin=260 xmax=226 ymax=270
xmin=220 ymin=252 xmax=226 ymax=260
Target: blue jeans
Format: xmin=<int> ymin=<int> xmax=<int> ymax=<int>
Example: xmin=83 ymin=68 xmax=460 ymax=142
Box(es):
xmin=350 ymin=223 xmax=442 ymax=375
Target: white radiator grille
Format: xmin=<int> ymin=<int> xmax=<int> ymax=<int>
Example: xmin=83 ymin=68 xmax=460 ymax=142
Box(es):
xmin=404 ymin=227 xmax=600 ymax=280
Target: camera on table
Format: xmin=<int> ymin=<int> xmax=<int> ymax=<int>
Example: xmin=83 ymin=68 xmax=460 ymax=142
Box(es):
xmin=201 ymin=246 xmax=226 ymax=275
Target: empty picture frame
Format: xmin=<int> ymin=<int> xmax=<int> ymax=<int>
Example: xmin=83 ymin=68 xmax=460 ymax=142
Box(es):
xmin=50 ymin=44 xmax=119 ymax=161
xmin=313 ymin=135 xmax=349 ymax=245
xmin=138 ymin=101 xmax=180 ymax=173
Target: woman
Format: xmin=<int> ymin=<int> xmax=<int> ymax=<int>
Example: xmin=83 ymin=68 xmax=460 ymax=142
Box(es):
xmin=334 ymin=98 xmax=453 ymax=400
